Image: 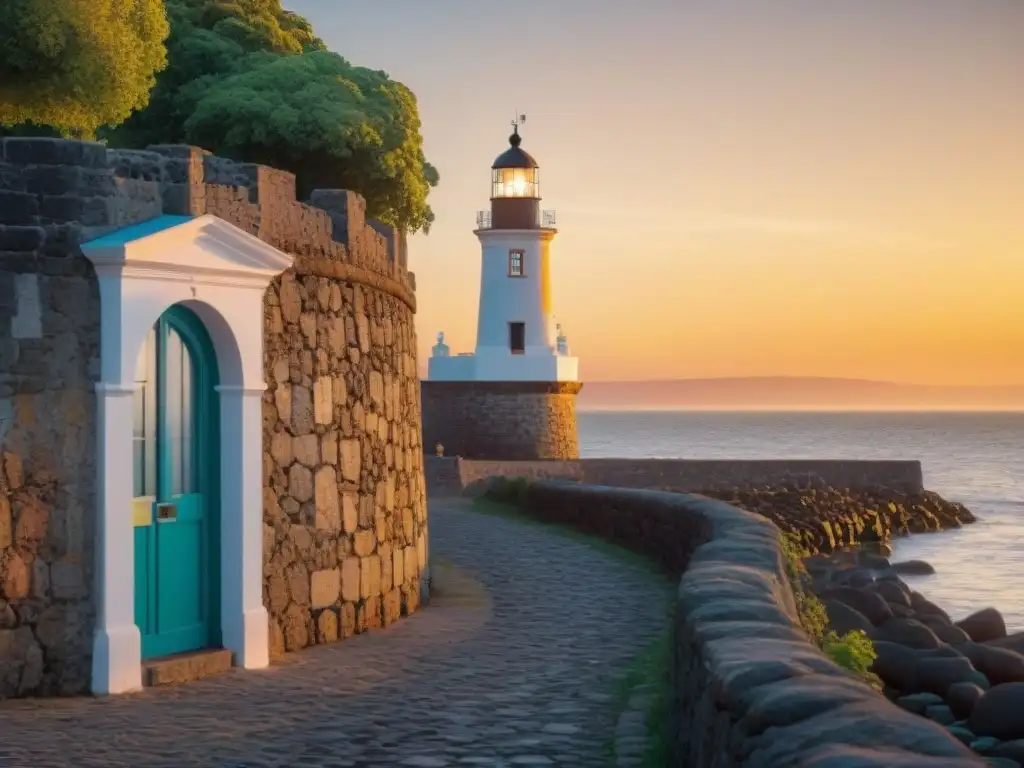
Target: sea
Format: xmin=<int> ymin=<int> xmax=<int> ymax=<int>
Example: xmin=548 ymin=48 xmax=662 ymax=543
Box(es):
xmin=578 ymin=410 xmax=1024 ymax=631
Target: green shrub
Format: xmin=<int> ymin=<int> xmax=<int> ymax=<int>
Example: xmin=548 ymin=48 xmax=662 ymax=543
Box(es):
xmin=780 ymin=533 xmax=880 ymax=689
xmin=481 ymin=476 xmax=530 ymax=507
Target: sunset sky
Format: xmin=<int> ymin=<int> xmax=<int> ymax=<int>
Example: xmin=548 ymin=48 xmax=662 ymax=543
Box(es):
xmin=286 ymin=1 xmax=1024 ymax=386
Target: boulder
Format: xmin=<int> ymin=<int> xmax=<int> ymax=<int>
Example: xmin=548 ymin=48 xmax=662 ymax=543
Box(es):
xmin=910 ymin=592 xmax=953 ymax=623
xmin=958 ymin=643 xmax=1024 ymax=686
xmin=925 ymin=704 xmax=956 ymax=725
xmin=889 ymin=603 xmax=916 ymax=619
xmin=824 ymin=599 xmax=875 ymax=636
xmin=921 ymin=618 xmax=971 ymax=646
xmin=895 ymin=691 xmax=944 ymax=715
xmin=871 ymin=641 xmax=919 ymax=690
xmin=910 ymin=656 xmax=989 ymax=697
xmin=969 ymin=683 xmax=1024 ymax=740
xmin=945 ymin=682 xmax=986 ymax=720
xmin=985 ymin=631 xmax=1024 ymax=655
xmin=874 ymin=618 xmax=943 ymax=650
xmin=821 ymin=586 xmax=894 ymax=627
xmin=892 ymin=560 xmax=936 ymax=576
xmin=947 ymin=724 xmax=975 ymax=745
xmin=956 ymin=608 xmax=1008 ymax=644
xmin=871 ymin=580 xmax=912 ymax=608
xmin=990 ymin=739 xmax=1024 ymax=764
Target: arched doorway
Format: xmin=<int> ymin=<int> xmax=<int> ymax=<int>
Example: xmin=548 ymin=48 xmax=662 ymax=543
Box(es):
xmin=131 ymin=305 xmax=221 ymax=659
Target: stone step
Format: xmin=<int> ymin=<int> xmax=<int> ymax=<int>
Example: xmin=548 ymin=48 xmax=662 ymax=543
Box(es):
xmin=142 ymin=648 xmax=234 ymax=688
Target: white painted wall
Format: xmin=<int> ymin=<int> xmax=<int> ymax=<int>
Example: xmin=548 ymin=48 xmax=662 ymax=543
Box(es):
xmin=474 ymin=230 xmax=556 ymax=357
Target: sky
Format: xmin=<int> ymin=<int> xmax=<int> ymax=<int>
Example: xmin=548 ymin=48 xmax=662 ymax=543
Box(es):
xmin=285 ymin=1 xmax=1024 ymax=386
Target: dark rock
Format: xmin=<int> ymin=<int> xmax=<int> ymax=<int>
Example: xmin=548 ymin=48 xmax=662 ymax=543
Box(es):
xmin=910 ymin=656 xmax=989 ymax=697
xmin=896 ymin=691 xmax=944 ymax=715
xmin=986 ymin=632 xmax=1024 ymax=655
xmin=889 ymin=603 xmax=916 ymax=619
xmin=969 ymin=683 xmax=1024 ymax=740
xmin=957 ymin=608 xmax=1008 ymax=644
xmin=875 ymin=618 xmax=943 ymax=650
xmin=925 ymin=704 xmax=956 ymax=725
xmin=985 ymin=758 xmax=1022 ymax=768
xmin=923 ymin=619 xmax=971 ymax=646
xmin=871 ymin=580 xmax=912 ymax=607
xmin=972 ymin=737 xmax=1001 ymax=753
xmin=911 ymin=592 xmax=953 ymax=623
xmin=892 ymin=560 xmax=936 ymax=575
xmin=947 ymin=724 xmax=976 ymax=745
xmin=822 ymin=586 xmax=894 ymax=627
xmin=824 ymin=599 xmax=875 ymax=636
xmin=872 ymin=641 xmax=920 ymax=690
xmin=990 ymin=739 xmax=1024 ymax=763
xmin=958 ymin=643 xmax=1024 ymax=686
xmin=946 ymin=682 xmax=986 ymax=720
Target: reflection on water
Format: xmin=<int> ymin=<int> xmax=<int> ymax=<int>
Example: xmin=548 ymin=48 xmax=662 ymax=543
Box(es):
xmin=579 ymin=411 xmax=1024 ymax=629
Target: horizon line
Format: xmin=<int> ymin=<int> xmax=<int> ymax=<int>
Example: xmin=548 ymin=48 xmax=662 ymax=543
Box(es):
xmin=580 ymin=376 xmax=1024 ymax=389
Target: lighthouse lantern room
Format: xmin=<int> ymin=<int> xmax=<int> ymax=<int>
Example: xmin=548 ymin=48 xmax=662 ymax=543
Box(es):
xmin=428 ymin=118 xmax=579 ymax=383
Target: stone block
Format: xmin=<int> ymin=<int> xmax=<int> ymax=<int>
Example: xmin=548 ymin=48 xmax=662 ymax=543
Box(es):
xmin=379 ymin=542 xmax=393 ymax=591
xmin=0 ymin=495 xmax=10 ymax=549
xmin=2 ymin=552 xmax=29 ymax=599
xmin=342 ymin=492 xmax=358 ymax=534
xmin=393 ymin=545 xmax=405 ymax=586
xmin=340 ymin=439 xmax=361 ymax=483
xmin=316 ymin=608 xmax=338 ymax=644
xmin=313 ymin=376 xmax=332 ymax=425
xmin=357 ymin=596 xmax=381 ymax=632
xmin=341 ymin=557 xmax=360 ymax=603
xmin=353 ymin=529 xmax=375 ymax=557
xmin=321 ymin=431 xmax=338 ymax=465
xmin=340 ymin=601 xmax=356 ymax=639
xmin=270 ymin=431 xmax=292 ymax=467
xmin=383 ymin=589 xmax=401 ymax=626
xmin=404 ymin=546 xmax=418 ymax=580
xmin=361 ymin=555 xmax=380 ymax=600
xmin=313 ymin=467 xmax=340 ymax=531
xmin=291 ymin=385 xmax=314 ymax=435
xmin=50 ymin=559 xmax=85 ymax=599
xmin=293 ymin=433 xmax=319 ymax=468
xmin=288 ymin=464 xmax=313 ymax=503
xmin=310 ymin=568 xmax=340 ymax=609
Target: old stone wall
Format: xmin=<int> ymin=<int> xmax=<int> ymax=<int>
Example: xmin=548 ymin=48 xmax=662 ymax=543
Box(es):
xmin=262 ymin=270 xmax=427 ymax=655
xmin=426 ymin=456 xmax=925 ymax=497
xmin=514 ymin=481 xmax=982 ymax=767
xmin=421 ymin=381 xmax=582 ymax=460
xmin=0 ymin=137 xmax=427 ymax=696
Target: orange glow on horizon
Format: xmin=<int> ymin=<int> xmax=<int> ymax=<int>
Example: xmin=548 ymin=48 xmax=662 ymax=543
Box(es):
xmin=289 ymin=1 xmax=1024 ymax=389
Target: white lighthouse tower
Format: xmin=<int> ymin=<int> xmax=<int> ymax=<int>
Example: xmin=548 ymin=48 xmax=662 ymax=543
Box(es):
xmin=423 ymin=118 xmax=583 ymax=459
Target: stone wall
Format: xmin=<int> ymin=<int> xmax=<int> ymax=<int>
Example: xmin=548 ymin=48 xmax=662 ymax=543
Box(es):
xmin=514 ymin=481 xmax=983 ymax=766
xmin=426 ymin=456 xmax=925 ymax=497
xmin=421 ymin=381 xmax=582 ymax=460
xmin=0 ymin=137 xmax=427 ymax=695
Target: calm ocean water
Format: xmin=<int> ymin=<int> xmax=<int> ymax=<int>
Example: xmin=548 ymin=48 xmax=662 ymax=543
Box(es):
xmin=578 ymin=411 xmax=1024 ymax=630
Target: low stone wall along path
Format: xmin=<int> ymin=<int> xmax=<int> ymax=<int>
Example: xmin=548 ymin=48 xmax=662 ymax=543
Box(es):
xmin=0 ymin=499 xmax=671 ymax=768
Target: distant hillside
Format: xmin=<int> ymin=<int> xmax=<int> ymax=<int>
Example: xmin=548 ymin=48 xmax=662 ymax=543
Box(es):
xmin=577 ymin=377 xmax=1024 ymax=411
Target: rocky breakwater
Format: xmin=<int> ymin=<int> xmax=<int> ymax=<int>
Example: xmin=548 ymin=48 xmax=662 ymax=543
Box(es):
xmin=810 ymin=550 xmax=1024 ymax=765
xmin=704 ymin=484 xmax=976 ymax=555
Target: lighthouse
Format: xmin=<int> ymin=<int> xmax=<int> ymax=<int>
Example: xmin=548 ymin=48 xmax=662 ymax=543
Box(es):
xmin=422 ymin=118 xmax=583 ymax=460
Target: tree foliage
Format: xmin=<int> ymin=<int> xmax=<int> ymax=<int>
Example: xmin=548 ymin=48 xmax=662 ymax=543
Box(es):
xmin=106 ymin=0 xmax=325 ymax=148
xmin=106 ymin=0 xmax=437 ymax=233
xmin=0 ymin=0 xmax=169 ymax=138
xmin=182 ymin=51 xmax=438 ymax=232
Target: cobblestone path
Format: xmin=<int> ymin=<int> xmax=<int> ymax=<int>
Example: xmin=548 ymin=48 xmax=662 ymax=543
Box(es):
xmin=0 ymin=499 xmax=672 ymax=768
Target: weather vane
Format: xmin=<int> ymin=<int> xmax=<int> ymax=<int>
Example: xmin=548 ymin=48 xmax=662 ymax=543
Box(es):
xmin=512 ymin=111 xmax=526 ymax=134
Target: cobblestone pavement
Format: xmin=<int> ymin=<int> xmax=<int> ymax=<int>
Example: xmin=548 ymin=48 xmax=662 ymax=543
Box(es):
xmin=0 ymin=499 xmax=672 ymax=768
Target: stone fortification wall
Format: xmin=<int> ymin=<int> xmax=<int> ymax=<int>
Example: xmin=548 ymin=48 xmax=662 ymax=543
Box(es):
xmin=512 ymin=481 xmax=982 ymax=767
xmin=426 ymin=456 xmax=925 ymax=497
xmin=421 ymin=381 xmax=582 ymax=460
xmin=0 ymin=137 xmax=426 ymax=695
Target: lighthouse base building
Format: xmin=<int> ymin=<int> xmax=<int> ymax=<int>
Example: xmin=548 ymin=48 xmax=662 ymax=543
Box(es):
xmin=422 ymin=122 xmax=582 ymax=460
xmin=421 ymin=381 xmax=583 ymax=460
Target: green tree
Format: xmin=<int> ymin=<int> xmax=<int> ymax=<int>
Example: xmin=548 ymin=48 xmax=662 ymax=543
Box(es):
xmin=106 ymin=0 xmax=326 ymax=148
xmin=182 ymin=50 xmax=438 ymax=232
xmin=0 ymin=0 xmax=169 ymax=138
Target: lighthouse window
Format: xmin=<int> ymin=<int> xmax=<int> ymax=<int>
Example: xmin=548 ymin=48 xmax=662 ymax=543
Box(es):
xmin=508 ymin=250 xmax=524 ymax=277
xmin=509 ymin=322 xmax=526 ymax=354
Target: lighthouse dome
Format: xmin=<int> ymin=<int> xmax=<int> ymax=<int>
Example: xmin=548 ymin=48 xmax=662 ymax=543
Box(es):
xmin=492 ymin=131 xmax=539 ymax=169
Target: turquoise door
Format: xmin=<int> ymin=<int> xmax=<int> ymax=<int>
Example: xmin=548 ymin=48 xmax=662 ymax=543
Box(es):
xmin=132 ymin=305 xmax=220 ymax=660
